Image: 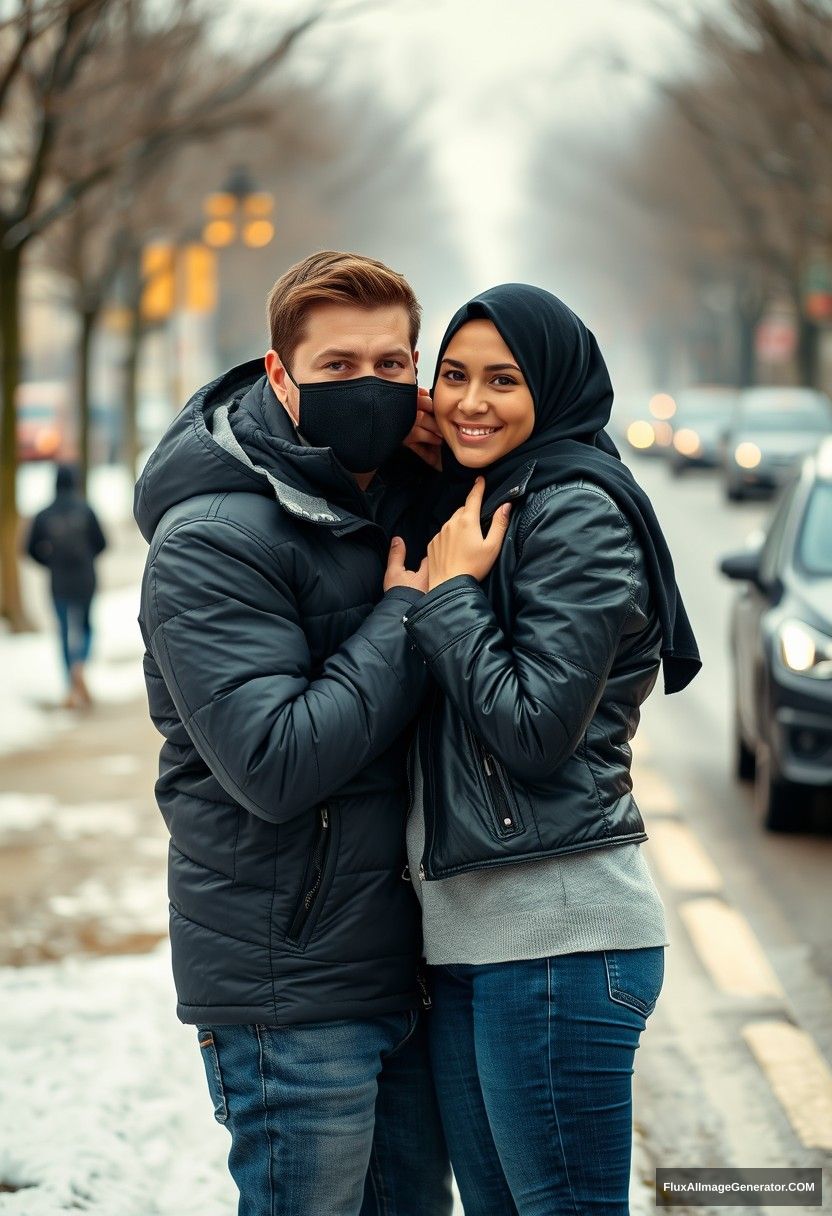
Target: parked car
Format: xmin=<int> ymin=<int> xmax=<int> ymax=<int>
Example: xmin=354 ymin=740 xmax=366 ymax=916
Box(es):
xmin=615 ymin=391 xmax=675 ymax=458
xmin=668 ymin=385 xmax=738 ymax=474
xmin=721 ymin=386 xmax=832 ymax=501
xmin=719 ymin=439 xmax=832 ymax=830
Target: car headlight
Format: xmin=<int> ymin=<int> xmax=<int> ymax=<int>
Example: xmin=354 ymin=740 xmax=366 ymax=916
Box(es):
xmin=674 ymin=428 xmax=701 ymax=456
xmin=778 ymin=620 xmax=832 ymax=678
xmin=735 ymin=442 xmax=761 ymax=469
xmin=626 ymin=420 xmax=655 ymax=450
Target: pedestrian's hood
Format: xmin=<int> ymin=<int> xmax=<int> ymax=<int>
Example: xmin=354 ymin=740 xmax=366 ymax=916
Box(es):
xmin=133 ymin=359 xmax=382 ymax=542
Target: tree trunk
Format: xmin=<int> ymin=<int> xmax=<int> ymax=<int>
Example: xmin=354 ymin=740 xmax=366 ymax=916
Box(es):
xmin=76 ymin=307 xmax=97 ymax=495
xmin=0 ymin=242 xmax=33 ymax=632
xmin=122 ymin=303 xmax=143 ymax=483
xmin=736 ymin=309 xmax=757 ymax=387
xmin=797 ymin=314 xmax=821 ymax=387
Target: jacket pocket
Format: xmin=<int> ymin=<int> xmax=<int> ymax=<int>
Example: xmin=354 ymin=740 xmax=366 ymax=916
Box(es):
xmin=285 ymin=805 xmax=334 ymax=949
xmin=603 ymin=946 xmax=665 ymax=1018
xmin=196 ymin=1027 xmax=228 ymax=1124
xmin=464 ymin=724 xmax=525 ymax=839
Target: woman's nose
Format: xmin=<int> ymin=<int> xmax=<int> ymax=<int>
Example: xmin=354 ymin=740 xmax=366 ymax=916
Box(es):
xmin=458 ymin=388 xmax=489 ymax=414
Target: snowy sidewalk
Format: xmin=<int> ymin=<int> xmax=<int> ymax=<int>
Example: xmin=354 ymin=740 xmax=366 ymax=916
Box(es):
xmin=0 ymin=945 xmax=236 ymax=1214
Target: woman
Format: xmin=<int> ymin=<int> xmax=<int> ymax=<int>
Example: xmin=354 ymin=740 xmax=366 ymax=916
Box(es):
xmin=401 ymin=284 xmax=700 ymax=1215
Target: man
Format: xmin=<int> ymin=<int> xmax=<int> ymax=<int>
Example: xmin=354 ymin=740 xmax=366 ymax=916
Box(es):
xmin=134 ymin=252 xmax=450 ymax=1216
xmin=26 ymin=463 xmax=107 ymax=709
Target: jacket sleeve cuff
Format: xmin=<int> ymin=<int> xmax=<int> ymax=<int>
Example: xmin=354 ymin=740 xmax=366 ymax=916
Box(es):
xmin=382 ymin=585 xmax=427 ymax=610
xmin=401 ymin=574 xmax=486 ymax=660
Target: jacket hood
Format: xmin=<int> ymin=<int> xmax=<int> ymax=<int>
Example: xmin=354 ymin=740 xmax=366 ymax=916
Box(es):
xmin=134 ymin=359 xmax=384 ymax=542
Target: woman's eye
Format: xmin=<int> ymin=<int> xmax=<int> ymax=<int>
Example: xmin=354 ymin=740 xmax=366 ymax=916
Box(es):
xmin=492 ymin=375 xmax=517 ymax=387
xmin=442 ymin=370 xmax=465 ymax=382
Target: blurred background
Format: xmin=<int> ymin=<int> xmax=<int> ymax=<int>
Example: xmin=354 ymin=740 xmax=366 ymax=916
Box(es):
xmin=1 ymin=1 xmax=831 ymax=1213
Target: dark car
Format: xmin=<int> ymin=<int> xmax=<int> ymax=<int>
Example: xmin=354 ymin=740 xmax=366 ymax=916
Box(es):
xmin=719 ymin=439 xmax=832 ymax=830
xmin=721 ymin=386 xmax=832 ymax=501
xmin=668 ymin=386 xmax=738 ymax=474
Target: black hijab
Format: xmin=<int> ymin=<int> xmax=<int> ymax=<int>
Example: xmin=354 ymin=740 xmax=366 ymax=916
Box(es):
xmin=427 ymin=283 xmax=701 ymax=695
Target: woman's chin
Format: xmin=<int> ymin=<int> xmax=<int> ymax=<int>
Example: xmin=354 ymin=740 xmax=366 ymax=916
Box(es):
xmin=446 ymin=440 xmax=501 ymax=468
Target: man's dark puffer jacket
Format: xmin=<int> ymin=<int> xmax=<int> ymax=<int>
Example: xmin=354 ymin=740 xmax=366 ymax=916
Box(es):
xmin=403 ymin=463 xmax=662 ymax=879
xmin=134 ymin=360 xmax=431 ymax=1026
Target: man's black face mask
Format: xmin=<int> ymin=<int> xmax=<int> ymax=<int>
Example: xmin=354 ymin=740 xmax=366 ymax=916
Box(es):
xmin=286 ymin=369 xmax=418 ymax=474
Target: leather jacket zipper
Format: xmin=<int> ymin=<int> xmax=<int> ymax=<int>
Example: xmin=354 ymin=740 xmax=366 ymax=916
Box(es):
xmin=470 ymin=731 xmax=523 ymax=837
xmin=287 ymin=806 xmax=329 ymax=941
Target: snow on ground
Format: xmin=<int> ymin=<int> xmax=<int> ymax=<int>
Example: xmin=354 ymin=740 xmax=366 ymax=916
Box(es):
xmin=0 ymin=583 xmax=146 ymax=758
xmin=0 ymin=945 xmax=235 ymax=1216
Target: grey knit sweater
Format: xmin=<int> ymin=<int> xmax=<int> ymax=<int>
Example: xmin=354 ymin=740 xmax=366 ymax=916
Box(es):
xmin=406 ymin=747 xmax=668 ymax=966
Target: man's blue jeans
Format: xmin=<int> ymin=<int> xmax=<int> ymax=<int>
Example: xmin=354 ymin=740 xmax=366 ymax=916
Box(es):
xmin=196 ymin=1011 xmax=452 ymax=1216
xmin=428 ymin=948 xmax=665 ymax=1216
xmin=52 ymin=595 xmax=93 ymax=676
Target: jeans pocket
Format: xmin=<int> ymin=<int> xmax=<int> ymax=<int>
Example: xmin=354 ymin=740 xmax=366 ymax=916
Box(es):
xmin=603 ymin=946 xmax=665 ymax=1018
xmin=196 ymin=1026 xmax=228 ymax=1124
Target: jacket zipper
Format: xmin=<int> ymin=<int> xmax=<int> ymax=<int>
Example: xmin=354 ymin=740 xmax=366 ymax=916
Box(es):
xmin=287 ymin=806 xmax=329 ymax=941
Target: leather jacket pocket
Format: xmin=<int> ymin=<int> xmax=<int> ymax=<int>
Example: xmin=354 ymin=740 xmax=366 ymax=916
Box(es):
xmin=464 ymin=724 xmax=525 ymax=839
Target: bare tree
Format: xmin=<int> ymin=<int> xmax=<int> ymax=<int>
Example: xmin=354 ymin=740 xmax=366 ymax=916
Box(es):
xmin=0 ymin=0 xmax=331 ymax=629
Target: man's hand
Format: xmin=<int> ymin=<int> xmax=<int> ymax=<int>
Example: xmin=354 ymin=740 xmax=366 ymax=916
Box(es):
xmin=384 ymin=536 xmax=429 ymax=593
xmin=403 ymin=387 xmax=443 ymax=470
xmin=427 ymin=477 xmax=511 ymax=591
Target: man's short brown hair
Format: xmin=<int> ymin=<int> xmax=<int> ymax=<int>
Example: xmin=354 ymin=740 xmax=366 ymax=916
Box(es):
xmin=267 ymin=250 xmax=421 ymax=368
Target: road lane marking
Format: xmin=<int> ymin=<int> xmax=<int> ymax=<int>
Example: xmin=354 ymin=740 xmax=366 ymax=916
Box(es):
xmin=633 ymin=767 xmax=679 ymax=816
xmin=647 ymin=820 xmax=723 ymax=894
xmin=679 ymin=897 xmax=785 ymax=999
xmin=742 ymin=1020 xmax=832 ymax=1151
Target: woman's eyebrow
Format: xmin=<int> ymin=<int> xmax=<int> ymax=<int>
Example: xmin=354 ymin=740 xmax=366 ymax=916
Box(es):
xmin=441 ymin=357 xmax=466 ymax=368
xmin=484 ymin=362 xmax=521 ymax=372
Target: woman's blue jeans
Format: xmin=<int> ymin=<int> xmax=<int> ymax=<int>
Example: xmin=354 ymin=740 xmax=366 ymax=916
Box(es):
xmin=428 ymin=947 xmax=665 ymax=1216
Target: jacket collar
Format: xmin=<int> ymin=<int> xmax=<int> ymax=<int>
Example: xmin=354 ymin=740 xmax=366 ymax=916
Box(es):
xmin=480 ymin=459 xmax=538 ymax=520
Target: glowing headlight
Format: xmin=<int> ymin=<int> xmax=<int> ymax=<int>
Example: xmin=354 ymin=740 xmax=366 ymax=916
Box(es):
xmin=674 ymin=428 xmax=701 ymax=457
xmin=649 ymin=393 xmax=676 ymax=420
xmin=735 ymin=442 xmax=762 ymax=469
xmin=778 ymin=620 xmax=832 ymax=678
xmin=627 ymin=420 xmax=655 ymax=450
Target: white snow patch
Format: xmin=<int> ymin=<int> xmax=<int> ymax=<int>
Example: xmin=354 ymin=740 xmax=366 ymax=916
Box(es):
xmin=48 ymin=874 xmax=168 ymax=935
xmin=0 ymin=794 xmax=140 ymax=842
xmin=0 ymin=945 xmax=235 ymax=1215
xmin=0 ymin=582 xmax=145 ymax=757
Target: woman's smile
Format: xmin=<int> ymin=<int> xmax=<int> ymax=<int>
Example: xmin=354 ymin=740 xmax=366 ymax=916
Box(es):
xmin=452 ymin=421 xmax=505 ymax=444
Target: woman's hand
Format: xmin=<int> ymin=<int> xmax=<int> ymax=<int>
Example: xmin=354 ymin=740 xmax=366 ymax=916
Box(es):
xmin=427 ymin=477 xmax=512 ymax=591
xmin=403 ymin=387 xmax=443 ymax=470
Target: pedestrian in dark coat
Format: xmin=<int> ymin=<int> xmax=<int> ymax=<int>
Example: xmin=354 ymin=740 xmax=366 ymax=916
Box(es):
xmin=25 ymin=464 xmax=107 ymax=709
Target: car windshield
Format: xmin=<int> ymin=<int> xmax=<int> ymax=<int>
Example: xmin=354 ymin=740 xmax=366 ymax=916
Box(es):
xmin=799 ymin=482 xmax=832 ymax=576
xmin=738 ymin=389 xmax=832 ymax=433
xmin=675 ymin=390 xmax=736 ymax=421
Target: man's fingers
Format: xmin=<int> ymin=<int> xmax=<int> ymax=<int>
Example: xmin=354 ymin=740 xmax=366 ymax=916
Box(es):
xmin=388 ymin=536 xmax=406 ymax=570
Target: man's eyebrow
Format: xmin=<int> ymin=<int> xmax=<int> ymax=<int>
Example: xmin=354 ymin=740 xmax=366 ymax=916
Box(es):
xmin=313 ymin=346 xmax=411 ymax=362
xmin=314 ymin=348 xmax=360 ymax=361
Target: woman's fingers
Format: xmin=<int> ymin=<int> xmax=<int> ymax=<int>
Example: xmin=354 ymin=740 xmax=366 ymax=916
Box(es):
xmin=485 ymin=502 xmax=512 ymax=551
